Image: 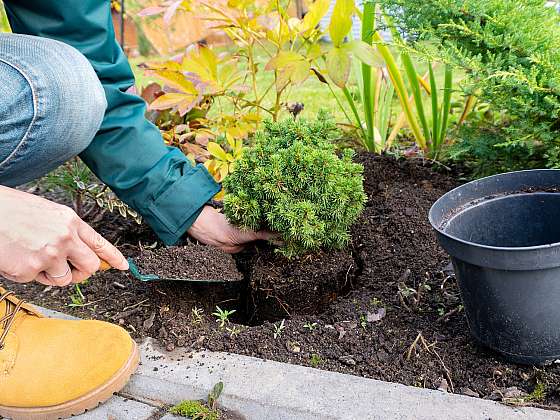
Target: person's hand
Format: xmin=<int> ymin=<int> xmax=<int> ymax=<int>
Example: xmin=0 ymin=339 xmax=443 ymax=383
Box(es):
xmin=0 ymin=186 xmax=128 ymax=286
xmin=187 ymin=206 xmax=272 ymax=253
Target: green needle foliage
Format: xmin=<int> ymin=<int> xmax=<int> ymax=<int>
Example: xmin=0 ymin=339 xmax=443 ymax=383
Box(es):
xmin=381 ymin=0 xmax=560 ymax=170
xmin=223 ymin=112 xmax=367 ymax=257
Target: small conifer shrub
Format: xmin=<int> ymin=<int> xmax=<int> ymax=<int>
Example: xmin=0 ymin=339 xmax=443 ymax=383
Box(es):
xmin=223 ymin=112 xmax=367 ymax=257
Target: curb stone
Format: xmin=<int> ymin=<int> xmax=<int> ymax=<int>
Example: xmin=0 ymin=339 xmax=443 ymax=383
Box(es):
xmin=36 ymin=306 xmax=560 ymax=420
xmin=73 ymin=396 xmax=159 ymax=420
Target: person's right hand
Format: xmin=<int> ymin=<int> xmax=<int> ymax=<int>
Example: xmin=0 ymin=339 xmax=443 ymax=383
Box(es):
xmin=0 ymin=186 xmax=128 ymax=287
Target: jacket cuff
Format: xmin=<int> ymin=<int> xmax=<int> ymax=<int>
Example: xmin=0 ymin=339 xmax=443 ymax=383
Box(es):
xmin=140 ymin=164 xmax=220 ymax=245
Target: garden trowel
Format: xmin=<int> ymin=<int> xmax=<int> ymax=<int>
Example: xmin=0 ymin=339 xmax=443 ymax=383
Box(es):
xmin=99 ymin=258 xmax=242 ymax=284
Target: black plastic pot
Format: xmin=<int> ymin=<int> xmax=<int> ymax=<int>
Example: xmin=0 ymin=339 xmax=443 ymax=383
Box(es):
xmin=429 ymin=169 xmax=560 ymax=365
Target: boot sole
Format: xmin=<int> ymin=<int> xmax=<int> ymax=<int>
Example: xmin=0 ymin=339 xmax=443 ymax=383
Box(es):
xmin=0 ymin=341 xmax=140 ymax=420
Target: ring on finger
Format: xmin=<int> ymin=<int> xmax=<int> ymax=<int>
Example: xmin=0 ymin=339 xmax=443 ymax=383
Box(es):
xmin=46 ymin=266 xmax=71 ymax=279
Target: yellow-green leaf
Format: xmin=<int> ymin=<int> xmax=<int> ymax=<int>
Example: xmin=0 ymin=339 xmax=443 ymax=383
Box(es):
xmin=218 ymin=162 xmax=229 ymax=181
xmin=290 ymin=60 xmax=311 ymax=84
xmin=343 ymin=40 xmax=382 ymax=67
xmin=265 ymin=51 xmax=306 ymax=71
xmin=326 ymin=48 xmax=351 ymax=88
xmin=182 ymin=46 xmax=218 ymax=85
xmin=207 ymin=142 xmax=229 ymax=161
xmin=149 ymin=68 xmax=197 ymax=94
xmin=329 ymin=0 xmax=354 ymax=47
xmin=149 ymin=92 xmax=194 ymax=110
xmin=307 ymin=43 xmax=323 ymax=60
xmin=302 ymin=0 xmax=330 ymax=33
xmin=266 ymin=19 xmax=292 ymax=47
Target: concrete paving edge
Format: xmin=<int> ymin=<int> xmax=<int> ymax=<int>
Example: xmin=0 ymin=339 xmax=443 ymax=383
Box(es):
xmin=37 ymin=306 xmax=560 ymax=420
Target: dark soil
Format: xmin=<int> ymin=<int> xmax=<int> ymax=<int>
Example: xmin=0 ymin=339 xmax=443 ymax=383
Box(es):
xmin=247 ymin=247 xmax=355 ymax=323
xmin=134 ymin=245 xmax=243 ymax=282
xmin=6 ymin=154 xmax=560 ymax=412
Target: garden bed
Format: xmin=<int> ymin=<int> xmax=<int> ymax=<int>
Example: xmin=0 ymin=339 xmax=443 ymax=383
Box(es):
xmin=5 ymin=154 xmax=560 ymax=411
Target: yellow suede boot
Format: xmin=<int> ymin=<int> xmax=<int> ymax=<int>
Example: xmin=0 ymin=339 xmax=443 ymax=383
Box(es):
xmin=0 ymin=287 xmax=139 ymax=420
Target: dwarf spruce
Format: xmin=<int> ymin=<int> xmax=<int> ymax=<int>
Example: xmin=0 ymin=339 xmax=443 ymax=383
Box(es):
xmin=223 ymin=112 xmax=367 ymax=257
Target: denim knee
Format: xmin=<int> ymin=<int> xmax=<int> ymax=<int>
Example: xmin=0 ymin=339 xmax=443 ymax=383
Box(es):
xmin=42 ymin=39 xmax=108 ymax=156
xmin=0 ymin=34 xmax=107 ymax=186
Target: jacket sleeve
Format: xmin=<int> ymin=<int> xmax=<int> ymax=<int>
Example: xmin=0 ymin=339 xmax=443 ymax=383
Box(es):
xmin=3 ymin=0 xmax=220 ymax=245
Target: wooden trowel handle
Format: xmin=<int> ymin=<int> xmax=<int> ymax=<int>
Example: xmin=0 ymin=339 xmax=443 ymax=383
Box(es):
xmin=99 ymin=260 xmax=112 ymax=272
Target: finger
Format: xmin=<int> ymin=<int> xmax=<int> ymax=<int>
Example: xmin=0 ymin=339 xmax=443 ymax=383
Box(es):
xmin=35 ymin=274 xmax=58 ymax=287
xmin=39 ymin=259 xmax=73 ymax=287
xmin=256 ymin=230 xmax=277 ymax=241
xmin=222 ymin=245 xmax=245 ymax=254
xmin=70 ymin=267 xmax=94 ymax=284
xmin=77 ymin=221 xmax=128 ymax=270
xmin=67 ymin=240 xmax=101 ymax=280
xmin=71 ymin=259 xmax=114 ymax=284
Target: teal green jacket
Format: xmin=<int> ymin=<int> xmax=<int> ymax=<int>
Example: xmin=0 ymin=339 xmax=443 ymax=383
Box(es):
xmin=3 ymin=0 xmax=220 ymax=245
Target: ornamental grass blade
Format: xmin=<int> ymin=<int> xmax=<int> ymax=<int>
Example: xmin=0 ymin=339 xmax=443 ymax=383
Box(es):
xmin=402 ymin=52 xmax=431 ymax=148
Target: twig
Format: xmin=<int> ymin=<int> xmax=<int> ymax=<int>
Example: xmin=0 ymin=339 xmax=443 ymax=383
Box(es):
xmin=406 ymin=332 xmax=423 ymax=360
xmin=343 ymin=263 xmax=354 ymax=288
xmin=115 ymin=306 xmax=142 ymax=320
xmin=122 ymin=299 xmax=149 ymax=312
xmin=76 ymin=297 xmax=108 ymax=307
xmin=436 ymin=305 xmax=463 ymax=323
xmin=407 ymin=332 xmax=455 ymax=392
xmin=432 ymin=346 xmax=455 ymax=393
xmin=398 ymin=290 xmax=412 ymax=312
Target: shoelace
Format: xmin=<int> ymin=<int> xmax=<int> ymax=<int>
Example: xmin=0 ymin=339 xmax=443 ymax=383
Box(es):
xmin=0 ymin=291 xmax=24 ymax=350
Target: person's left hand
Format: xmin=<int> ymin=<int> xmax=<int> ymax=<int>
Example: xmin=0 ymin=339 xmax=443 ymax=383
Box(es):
xmin=187 ymin=206 xmax=272 ymax=253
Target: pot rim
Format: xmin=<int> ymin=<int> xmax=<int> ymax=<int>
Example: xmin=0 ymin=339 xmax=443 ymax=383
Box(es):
xmin=428 ymin=168 xmax=560 ymax=252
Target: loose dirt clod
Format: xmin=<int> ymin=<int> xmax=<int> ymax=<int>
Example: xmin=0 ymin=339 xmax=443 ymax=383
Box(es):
xmin=134 ymin=245 xmax=243 ymax=282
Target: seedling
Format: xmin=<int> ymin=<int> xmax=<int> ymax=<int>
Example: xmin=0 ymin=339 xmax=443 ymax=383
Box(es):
xmin=359 ymin=314 xmax=367 ymax=330
xmin=169 ymin=400 xmax=218 ymax=419
xmin=212 ymin=306 xmax=236 ymax=329
xmin=68 ymin=284 xmax=86 ymax=307
xmin=273 ymin=319 xmax=286 ymax=339
xmin=191 ymin=306 xmax=204 ymax=324
xmin=370 ymin=297 xmax=383 ymax=307
xmin=398 ymin=279 xmax=431 ymax=311
xmin=310 ymin=353 xmax=322 ymax=368
xmin=303 ymin=322 xmax=318 ymax=331
xmin=169 ymin=381 xmax=224 ymax=419
xmin=525 ymin=381 xmax=547 ymax=403
xmin=226 ymin=325 xmax=241 ymax=338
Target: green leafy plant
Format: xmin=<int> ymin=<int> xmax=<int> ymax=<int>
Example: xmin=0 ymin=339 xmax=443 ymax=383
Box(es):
xmin=326 ymin=0 xmax=395 ymax=153
xmin=43 ymin=159 xmax=141 ymax=223
xmin=191 ymin=306 xmax=204 ymax=324
xmin=212 ymin=306 xmax=236 ymax=329
xmin=372 ymin=11 xmax=460 ymax=157
xmin=401 ymin=55 xmax=453 ymax=159
xmin=303 ymin=322 xmax=318 ymax=331
xmin=310 ymin=353 xmax=322 ymax=368
xmin=223 ymin=112 xmax=367 ymax=257
xmin=359 ymin=314 xmax=368 ymax=330
xmin=169 ymin=382 xmax=224 ymax=419
xmin=272 ymin=319 xmax=286 ymax=339
xmin=382 ymin=0 xmax=560 ymax=170
xmin=225 ymin=325 xmax=241 ymax=338
xmin=141 ymin=46 xmax=257 ymax=189
xmin=68 ymin=284 xmax=86 ymax=308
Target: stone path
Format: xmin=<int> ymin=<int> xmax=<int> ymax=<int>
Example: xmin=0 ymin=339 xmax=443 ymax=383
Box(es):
xmin=12 ymin=307 xmax=560 ymax=420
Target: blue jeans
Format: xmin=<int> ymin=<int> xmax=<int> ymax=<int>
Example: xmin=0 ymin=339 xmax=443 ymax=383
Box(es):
xmin=0 ymin=33 xmax=107 ymax=186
